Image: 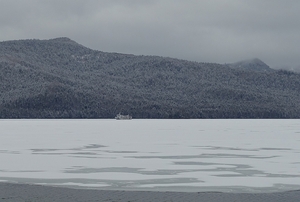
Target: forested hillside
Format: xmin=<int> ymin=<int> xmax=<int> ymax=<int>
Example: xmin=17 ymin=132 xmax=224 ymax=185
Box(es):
xmin=1 ymin=38 xmax=300 ymax=118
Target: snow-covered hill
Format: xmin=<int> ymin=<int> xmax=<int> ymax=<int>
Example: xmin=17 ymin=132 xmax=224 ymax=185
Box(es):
xmin=1 ymin=38 xmax=300 ymax=118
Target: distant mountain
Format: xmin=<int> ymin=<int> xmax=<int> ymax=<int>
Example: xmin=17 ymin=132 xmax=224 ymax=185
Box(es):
xmin=280 ymin=65 xmax=300 ymax=73
xmin=228 ymin=58 xmax=273 ymax=72
xmin=1 ymin=38 xmax=300 ymax=118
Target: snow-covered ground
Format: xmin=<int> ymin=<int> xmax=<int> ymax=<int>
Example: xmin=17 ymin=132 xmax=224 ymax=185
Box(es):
xmin=0 ymin=119 xmax=299 ymax=192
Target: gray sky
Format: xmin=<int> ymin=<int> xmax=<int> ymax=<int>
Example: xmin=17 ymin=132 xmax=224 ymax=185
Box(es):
xmin=1 ymin=0 xmax=299 ymax=69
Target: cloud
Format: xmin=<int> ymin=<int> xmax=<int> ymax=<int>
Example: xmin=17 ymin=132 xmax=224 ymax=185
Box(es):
xmin=0 ymin=0 xmax=299 ymax=68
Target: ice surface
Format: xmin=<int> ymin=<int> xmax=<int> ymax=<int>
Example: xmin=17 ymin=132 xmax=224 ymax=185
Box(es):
xmin=0 ymin=119 xmax=299 ymax=192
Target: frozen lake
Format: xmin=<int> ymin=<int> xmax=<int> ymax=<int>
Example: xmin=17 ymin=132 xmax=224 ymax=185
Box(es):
xmin=0 ymin=119 xmax=300 ymax=193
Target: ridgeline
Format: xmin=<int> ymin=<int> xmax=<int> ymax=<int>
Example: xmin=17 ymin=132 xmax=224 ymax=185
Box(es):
xmin=1 ymin=38 xmax=300 ymax=118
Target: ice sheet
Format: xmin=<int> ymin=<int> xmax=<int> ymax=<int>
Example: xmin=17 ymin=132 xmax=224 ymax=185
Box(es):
xmin=0 ymin=119 xmax=299 ymax=192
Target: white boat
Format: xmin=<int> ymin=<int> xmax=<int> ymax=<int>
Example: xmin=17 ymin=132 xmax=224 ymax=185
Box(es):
xmin=115 ymin=113 xmax=132 ymax=120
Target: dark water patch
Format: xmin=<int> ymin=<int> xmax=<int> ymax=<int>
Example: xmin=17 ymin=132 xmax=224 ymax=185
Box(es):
xmin=65 ymin=163 xmax=298 ymax=178
xmin=129 ymin=153 xmax=278 ymax=159
xmin=194 ymin=146 xmax=292 ymax=152
xmin=108 ymin=177 xmax=203 ymax=188
xmin=31 ymin=144 xmax=108 ymax=154
xmin=174 ymin=161 xmax=252 ymax=170
xmin=266 ymin=173 xmax=300 ymax=178
xmin=83 ymin=144 xmax=107 ymax=149
xmin=260 ymin=148 xmax=292 ymax=151
xmin=71 ymin=152 xmax=98 ymax=155
xmin=199 ymin=153 xmax=279 ymax=159
xmin=0 ymin=177 xmax=202 ymax=189
xmin=70 ymin=144 xmax=107 ymax=151
xmin=64 ymin=167 xmax=139 ymax=174
xmin=174 ymin=161 xmax=300 ymax=178
xmin=31 ymin=147 xmax=140 ymax=156
xmin=1 ymin=177 xmax=300 ymax=193
xmin=194 ymin=146 xmax=259 ymax=151
xmin=70 ymin=156 xmax=116 ymax=159
xmin=32 ymin=152 xmax=67 ymax=155
xmin=64 ymin=167 xmax=204 ymax=176
xmin=215 ymin=173 xmax=300 ymax=178
xmin=0 ymin=170 xmax=44 ymax=173
xmin=101 ymin=150 xmax=138 ymax=154
xmin=11 ymin=170 xmax=44 ymax=173
xmin=219 ymin=169 xmax=299 ymax=178
xmin=174 ymin=161 xmax=222 ymax=166
xmin=32 ymin=152 xmax=100 ymax=157
xmin=0 ymin=150 xmax=20 ymax=154
xmin=31 ymin=149 xmax=60 ymax=152
xmin=127 ymin=155 xmax=197 ymax=159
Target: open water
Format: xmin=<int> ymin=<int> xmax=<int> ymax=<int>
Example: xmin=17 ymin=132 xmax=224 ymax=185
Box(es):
xmin=0 ymin=119 xmax=299 ymax=193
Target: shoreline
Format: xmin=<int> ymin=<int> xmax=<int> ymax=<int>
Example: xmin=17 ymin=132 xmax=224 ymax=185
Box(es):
xmin=1 ymin=183 xmax=300 ymax=202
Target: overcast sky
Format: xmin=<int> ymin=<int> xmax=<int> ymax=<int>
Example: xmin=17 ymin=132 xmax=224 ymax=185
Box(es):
xmin=1 ymin=0 xmax=299 ymax=69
